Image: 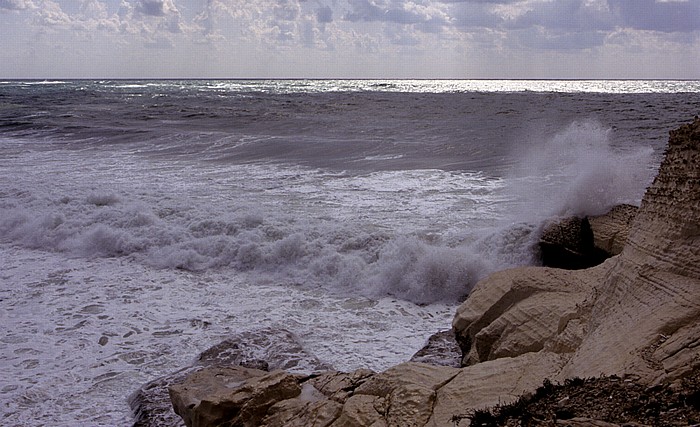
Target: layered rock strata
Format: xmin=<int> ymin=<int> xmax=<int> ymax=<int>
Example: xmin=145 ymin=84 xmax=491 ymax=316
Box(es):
xmin=168 ymin=118 xmax=700 ymax=427
xmin=455 ymin=117 xmax=700 ymax=383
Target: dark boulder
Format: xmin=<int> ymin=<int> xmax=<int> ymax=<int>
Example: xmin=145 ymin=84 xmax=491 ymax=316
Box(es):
xmin=538 ymin=204 xmax=638 ymax=270
xmin=539 ymin=216 xmax=608 ymax=269
xmin=409 ymin=329 xmax=462 ymax=368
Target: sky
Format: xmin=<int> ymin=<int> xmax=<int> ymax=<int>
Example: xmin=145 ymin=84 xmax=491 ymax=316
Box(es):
xmin=1 ymin=0 xmax=699 ymax=79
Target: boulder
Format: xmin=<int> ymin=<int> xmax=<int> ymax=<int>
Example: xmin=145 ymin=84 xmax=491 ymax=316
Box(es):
xmin=427 ymin=352 xmax=568 ymax=427
xmin=538 ymin=204 xmax=638 ymax=269
xmin=539 ymin=216 xmax=608 ymax=269
xmin=452 ymin=264 xmax=610 ymax=366
xmin=170 ymin=368 xmax=303 ymax=427
xmin=130 ymin=327 xmax=329 ymax=427
xmin=130 ymin=367 xmax=191 ymax=427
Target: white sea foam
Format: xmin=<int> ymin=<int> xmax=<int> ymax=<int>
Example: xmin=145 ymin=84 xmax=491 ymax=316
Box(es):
xmin=1 ymin=244 xmax=455 ymax=426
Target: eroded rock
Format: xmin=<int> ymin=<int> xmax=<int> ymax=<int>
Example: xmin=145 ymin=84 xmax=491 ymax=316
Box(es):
xmin=539 ymin=216 xmax=608 ymax=269
xmin=588 ymin=204 xmax=637 ymax=256
xmin=456 ymin=117 xmax=700 ymax=384
xmin=170 ymin=369 xmax=303 ymax=427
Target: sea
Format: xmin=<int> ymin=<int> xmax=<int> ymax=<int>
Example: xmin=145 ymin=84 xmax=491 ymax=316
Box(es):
xmin=1 ymin=79 xmax=699 ymax=426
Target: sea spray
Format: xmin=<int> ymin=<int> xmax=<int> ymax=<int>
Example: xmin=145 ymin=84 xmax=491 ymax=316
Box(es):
xmin=508 ymin=120 xmax=656 ymax=220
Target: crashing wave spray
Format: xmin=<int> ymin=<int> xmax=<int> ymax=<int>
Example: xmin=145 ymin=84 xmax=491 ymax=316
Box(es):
xmin=508 ymin=120 xmax=656 ymax=220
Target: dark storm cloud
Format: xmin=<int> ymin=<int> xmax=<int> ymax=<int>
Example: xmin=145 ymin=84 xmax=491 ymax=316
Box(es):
xmin=138 ymin=0 xmax=167 ymax=17
xmin=447 ymin=0 xmax=698 ymax=51
xmin=610 ymin=0 xmax=700 ymax=33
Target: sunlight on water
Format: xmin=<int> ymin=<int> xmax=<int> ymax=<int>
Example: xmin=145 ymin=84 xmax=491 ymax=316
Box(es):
xmin=79 ymin=79 xmax=700 ymax=94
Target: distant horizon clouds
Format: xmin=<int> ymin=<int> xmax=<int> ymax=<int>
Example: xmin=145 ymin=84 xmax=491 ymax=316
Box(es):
xmin=1 ymin=0 xmax=699 ymax=79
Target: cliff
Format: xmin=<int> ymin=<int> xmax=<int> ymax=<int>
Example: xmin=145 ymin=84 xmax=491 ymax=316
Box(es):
xmin=167 ymin=118 xmax=700 ymax=427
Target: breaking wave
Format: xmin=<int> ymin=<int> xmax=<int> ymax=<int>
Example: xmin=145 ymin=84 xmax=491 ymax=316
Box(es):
xmin=0 ymin=124 xmax=658 ymax=304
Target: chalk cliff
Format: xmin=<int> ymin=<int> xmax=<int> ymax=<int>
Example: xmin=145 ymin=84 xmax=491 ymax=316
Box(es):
xmin=168 ymin=118 xmax=700 ymax=427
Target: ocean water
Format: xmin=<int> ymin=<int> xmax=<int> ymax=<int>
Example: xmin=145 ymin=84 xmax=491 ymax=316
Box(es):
xmin=1 ymin=79 xmax=699 ymax=426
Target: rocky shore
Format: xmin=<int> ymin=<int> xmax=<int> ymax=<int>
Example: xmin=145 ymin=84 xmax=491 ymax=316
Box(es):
xmin=157 ymin=118 xmax=700 ymax=427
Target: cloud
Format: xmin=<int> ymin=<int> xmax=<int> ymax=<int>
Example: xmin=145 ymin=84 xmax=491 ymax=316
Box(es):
xmin=2 ymin=0 xmax=698 ymax=78
xmin=137 ymin=0 xmax=167 ymax=16
xmin=511 ymin=0 xmax=615 ymax=32
xmin=610 ymin=0 xmax=700 ymax=33
xmin=344 ymin=0 xmax=451 ymax=33
xmin=447 ymin=2 xmax=504 ymax=28
xmin=0 ymin=0 xmax=34 ymax=10
xmin=274 ymin=0 xmax=300 ymax=21
xmin=513 ymin=27 xmax=608 ymax=50
xmin=316 ymin=5 xmax=332 ymax=23
xmin=33 ymin=0 xmax=71 ymax=26
xmin=438 ymin=0 xmax=516 ymax=3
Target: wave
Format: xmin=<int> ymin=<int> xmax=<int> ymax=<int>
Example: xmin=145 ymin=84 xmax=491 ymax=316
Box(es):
xmin=0 ymin=175 xmax=537 ymax=305
xmin=0 ymin=119 xmax=659 ymax=305
xmin=0 ymin=207 xmax=531 ymax=305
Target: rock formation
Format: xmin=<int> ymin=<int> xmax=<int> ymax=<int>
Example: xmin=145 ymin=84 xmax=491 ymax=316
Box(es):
xmin=538 ymin=204 xmax=637 ymax=269
xmin=539 ymin=216 xmax=606 ymax=269
xmin=408 ymin=329 xmax=462 ymax=368
xmin=167 ymin=118 xmax=700 ymax=427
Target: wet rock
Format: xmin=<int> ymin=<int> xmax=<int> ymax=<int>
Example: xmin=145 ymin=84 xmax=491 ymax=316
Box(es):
xmin=539 ymin=216 xmax=608 ymax=269
xmin=538 ymin=204 xmax=638 ymax=270
xmin=130 ymin=327 xmax=329 ymax=427
xmin=130 ymin=367 xmax=192 ymax=427
xmin=170 ymin=368 xmax=302 ymax=427
xmin=409 ymin=330 xmax=462 ymax=368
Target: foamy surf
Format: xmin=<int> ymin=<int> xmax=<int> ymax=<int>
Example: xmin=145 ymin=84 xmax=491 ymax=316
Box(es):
xmin=1 ymin=244 xmax=456 ymax=425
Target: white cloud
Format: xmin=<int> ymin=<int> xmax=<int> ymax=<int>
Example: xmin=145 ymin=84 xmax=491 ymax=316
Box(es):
xmin=1 ymin=0 xmax=699 ymax=78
